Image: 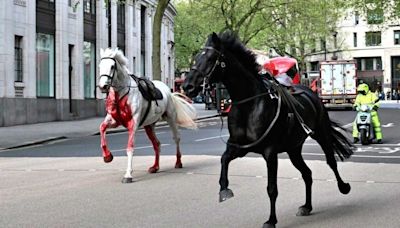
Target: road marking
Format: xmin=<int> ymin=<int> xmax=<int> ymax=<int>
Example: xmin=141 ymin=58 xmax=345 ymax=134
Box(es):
xmin=382 ymin=123 xmax=394 ymax=128
xmin=342 ymin=123 xmax=353 ymax=128
xmin=195 ymin=134 xmax=229 ymax=142
xmin=113 ymin=144 xmax=170 ymax=152
xmin=302 ymin=152 xmax=400 ymax=159
xmin=366 ymin=180 xmax=375 ymax=183
xmin=304 ymin=143 xmax=400 ymax=147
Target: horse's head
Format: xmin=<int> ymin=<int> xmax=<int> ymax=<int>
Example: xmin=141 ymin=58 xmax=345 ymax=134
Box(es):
xmin=98 ymin=48 xmax=128 ymax=93
xmin=183 ymin=32 xmax=225 ymax=98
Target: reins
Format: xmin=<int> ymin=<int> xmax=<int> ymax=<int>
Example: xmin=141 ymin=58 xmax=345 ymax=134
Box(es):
xmin=219 ymin=93 xmax=282 ymax=149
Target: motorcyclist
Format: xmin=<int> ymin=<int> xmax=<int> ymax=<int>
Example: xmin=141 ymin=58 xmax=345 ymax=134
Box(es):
xmin=352 ymin=83 xmax=383 ymax=144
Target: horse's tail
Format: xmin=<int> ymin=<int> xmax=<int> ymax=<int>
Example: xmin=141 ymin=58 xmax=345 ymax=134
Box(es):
xmin=170 ymin=92 xmax=198 ymax=129
xmin=329 ymin=120 xmax=354 ymax=161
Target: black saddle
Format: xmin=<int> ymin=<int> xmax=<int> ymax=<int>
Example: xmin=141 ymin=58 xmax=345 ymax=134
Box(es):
xmin=131 ymin=75 xmax=163 ymax=101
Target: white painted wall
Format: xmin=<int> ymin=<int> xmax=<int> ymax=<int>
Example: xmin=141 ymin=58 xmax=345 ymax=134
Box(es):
xmin=0 ymin=0 xmax=177 ymax=100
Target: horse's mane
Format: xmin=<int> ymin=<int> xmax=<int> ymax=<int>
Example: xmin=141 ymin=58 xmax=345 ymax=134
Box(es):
xmin=101 ymin=48 xmax=131 ymax=74
xmin=219 ymin=31 xmax=260 ymax=76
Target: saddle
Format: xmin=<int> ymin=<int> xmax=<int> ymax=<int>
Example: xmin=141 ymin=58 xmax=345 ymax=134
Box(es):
xmin=130 ymin=74 xmax=164 ymax=127
xmin=131 ymin=75 xmax=163 ymax=101
xmin=260 ymin=73 xmax=314 ymax=136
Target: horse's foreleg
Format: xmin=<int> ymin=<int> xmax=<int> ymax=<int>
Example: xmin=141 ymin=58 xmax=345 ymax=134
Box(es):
xmin=122 ymin=119 xmax=136 ymax=183
xmin=100 ymin=116 xmax=118 ymax=163
xmin=165 ymin=116 xmax=182 ymax=169
xmin=287 ymin=147 xmax=313 ymax=216
xmin=219 ymin=146 xmax=236 ymax=202
xmin=144 ymin=124 xmax=161 ymax=173
xmin=263 ymin=151 xmax=278 ymax=228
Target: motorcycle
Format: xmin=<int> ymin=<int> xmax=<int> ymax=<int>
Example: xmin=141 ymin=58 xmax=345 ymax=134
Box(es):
xmin=355 ymin=104 xmax=374 ymax=145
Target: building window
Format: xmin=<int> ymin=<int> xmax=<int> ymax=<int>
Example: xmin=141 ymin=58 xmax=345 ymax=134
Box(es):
xmin=355 ymin=57 xmax=382 ymax=71
xmin=353 ymin=33 xmax=357 ymax=47
xmin=140 ymin=5 xmax=146 ymax=77
xmin=394 ymin=31 xmax=400 ymax=45
xmin=354 ymin=11 xmax=359 ymax=25
xmin=376 ymin=57 xmax=382 ymax=70
xmin=14 ymin=36 xmax=23 ymax=82
xmin=83 ymin=41 xmax=95 ymax=98
xmin=310 ymin=61 xmax=319 ymax=71
xmin=366 ymin=32 xmax=381 ymax=46
xmin=320 ymin=38 xmax=326 ymax=51
xmin=132 ymin=1 xmax=136 ymax=27
xmin=36 ymin=33 xmax=55 ymax=97
xmin=83 ymin=0 xmax=95 ymax=15
xmin=367 ymin=8 xmax=383 ymax=24
xmin=117 ymin=3 xmax=125 ymax=26
xmin=117 ymin=2 xmax=126 ymax=54
xmin=332 ymin=32 xmax=338 ymax=49
xmin=365 ymin=58 xmax=374 ymax=70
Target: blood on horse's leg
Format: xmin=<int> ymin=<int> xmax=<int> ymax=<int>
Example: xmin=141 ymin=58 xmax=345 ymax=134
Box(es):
xmin=144 ymin=125 xmax=160 ymax=173
xmin=122 ymin=119 xmax=135 ymax=183
xmin=175 ymin=142 xmax=182 ymax=168
xmin=100 ymin=117 xmax=118 ymax=163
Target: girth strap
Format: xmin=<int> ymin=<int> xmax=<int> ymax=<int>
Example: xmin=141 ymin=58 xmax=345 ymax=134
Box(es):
xmin=139 ymin=100 xmax=152 ymax=127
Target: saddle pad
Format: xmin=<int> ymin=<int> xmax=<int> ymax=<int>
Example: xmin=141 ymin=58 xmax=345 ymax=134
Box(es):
xmin=134 ymin=76 xmax=163 ymax=101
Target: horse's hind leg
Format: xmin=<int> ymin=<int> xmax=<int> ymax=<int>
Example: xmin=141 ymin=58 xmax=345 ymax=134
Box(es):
xmin=165 ymin=116 xmax=183 ymax=168
xmin=287 ymin=146 xmax=313 ymax=216
xmin=315 ymin=136 xmax=351 ymax=194
xmin=144 ymin=124 xmax=160 ymax=173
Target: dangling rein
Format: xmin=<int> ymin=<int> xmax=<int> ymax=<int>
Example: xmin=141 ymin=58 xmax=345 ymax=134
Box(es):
xmin=219 ymin=92 xmax=282 ymax=149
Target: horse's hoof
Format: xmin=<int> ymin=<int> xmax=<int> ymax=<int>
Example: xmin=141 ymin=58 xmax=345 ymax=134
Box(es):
xmin=121 ymin=177 xmax=133 ymax=183
xmin=103 ymin=153 xmax=113 ymax=163
xmin=175 ymin=163 xmax=183 ymax=169
xmin=148 ymin=166 xmax=159 ymax=173
xmin=339 ymin=182 xmax=351 ymax=194
xmin=296 ymin=206 xmax=312 ymax=216
xmin=219 ymin=189 xmax=234 ymax=202
xmin=262 ymin=222 xmax=276 ymax=228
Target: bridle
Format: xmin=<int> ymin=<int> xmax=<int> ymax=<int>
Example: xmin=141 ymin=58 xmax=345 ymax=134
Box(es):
xmin=190 ymin=46 xmax=226 ymax=83
xmin=190 ymin=47 xmax=283 ymax=149
xmin=99 ymin=57 xmax=117 ymax=90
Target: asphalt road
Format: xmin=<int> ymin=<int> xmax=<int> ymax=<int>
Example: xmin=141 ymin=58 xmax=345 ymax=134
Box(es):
xmin=1 ymin=109 xmax=400 ymax=164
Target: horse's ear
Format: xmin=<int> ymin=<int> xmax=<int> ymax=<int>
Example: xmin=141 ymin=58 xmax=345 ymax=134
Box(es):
xmin=211 ymin=32 xmax=220 ymax=45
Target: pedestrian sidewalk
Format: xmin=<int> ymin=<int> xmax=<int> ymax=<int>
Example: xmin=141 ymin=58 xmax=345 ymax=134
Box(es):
xmin=380 ymin=100 xmax=400 ymax=109
xmin=0 ymin=104 xmax=218 ymax=150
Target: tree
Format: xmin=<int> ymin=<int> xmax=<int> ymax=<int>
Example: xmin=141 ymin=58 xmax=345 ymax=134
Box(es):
xmin=253 ymin=0 xmax=347 ymax=73
xmin=174 ymin=0 xmax=348 ymax=73
xmin=174 ymin=0 xmax=278 ymax=69
xmin=152 ymin=0 xmax=171 ymax=80
xmin=347 ymin=0 xmax=400 ymax=22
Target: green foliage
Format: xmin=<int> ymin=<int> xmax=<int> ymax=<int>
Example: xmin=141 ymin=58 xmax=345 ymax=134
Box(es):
xmin=347 ymin=0 xmax=400 ymax=22
xmin=174 ymin=0 xmax=348 ymax=71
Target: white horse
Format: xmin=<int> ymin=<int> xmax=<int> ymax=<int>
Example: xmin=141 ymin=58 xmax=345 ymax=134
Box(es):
xmin=98 ymin=48 xmax=197 ymax=183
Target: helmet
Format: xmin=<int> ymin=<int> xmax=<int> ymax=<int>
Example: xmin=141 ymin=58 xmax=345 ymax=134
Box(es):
xmin=357 ymin=83 xmax=369 ymax=95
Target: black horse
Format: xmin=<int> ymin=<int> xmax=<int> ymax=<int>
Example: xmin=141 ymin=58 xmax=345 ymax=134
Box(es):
xmin=183 ymin=32 xmax=353 ymax=228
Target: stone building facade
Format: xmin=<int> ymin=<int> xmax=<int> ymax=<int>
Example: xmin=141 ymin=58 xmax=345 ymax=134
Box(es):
xmin=306 ymin=7 xmax=400 ymax=95
xmin=0 ymin=0 xmax=176 ymax=126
